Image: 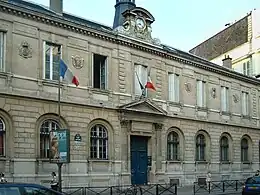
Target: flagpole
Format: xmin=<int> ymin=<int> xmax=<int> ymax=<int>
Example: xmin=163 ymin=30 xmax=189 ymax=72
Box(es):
xmin=58 ymin=52 xmax=61 ymax=124
xmin=57 ymin=51 xmax=62 ymax=193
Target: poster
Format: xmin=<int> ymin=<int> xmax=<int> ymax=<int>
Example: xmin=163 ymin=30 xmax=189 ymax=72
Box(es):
xmin=49 ymin=129 xmax=70 ymax=163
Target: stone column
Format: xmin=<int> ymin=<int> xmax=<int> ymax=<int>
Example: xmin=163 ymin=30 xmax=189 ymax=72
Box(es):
xmin=150 ymin=123 xmax=163 ymax=183
xmin=119 ymin=120 xmax=131 ymax=173
xmin=154 ymin=123 xmax=163 ymax=171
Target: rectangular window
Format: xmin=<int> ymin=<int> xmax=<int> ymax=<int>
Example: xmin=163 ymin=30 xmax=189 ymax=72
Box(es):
xmin=196 ymin=80 xmax=206 ymax=107
xmin=93 ymin=54 xmax=107 ymax=90
xmin=243 ymin=61 xmax=251 ymax=76
xmin=43 ymin=42 xmax=61 ymax=80
xmin=221 ymin=86 xmax=229 ymax=112
xmin=0 ymin=32 xmax=6 ymax=72
xmin=134 ymin=64 xmax=147 ymax=96
xmin=168 ymin=73 xmax=180 ymax=102
xmin=242 ymin=91 xmax=249 ymax=116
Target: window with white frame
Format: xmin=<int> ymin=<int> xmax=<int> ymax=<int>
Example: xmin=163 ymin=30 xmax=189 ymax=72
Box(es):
xmin=0 ymin=32 xmax=6 ymax=72
xmin=221 ymin=86 xmax=229 ymax=112
xmin=243 ymin=61 xmax=251 ymax=76
xmin=93 ymin=54 xmax=107 ymax=90
xmin=196 ymin=80 xmax=206 ymax=107
xmin=134 ymin=64 xmax=147 ymax=96
xmin=90 ymin=124 xmax=108 ymax=159
xmin=43 ymin=42 xmax=61 ymax=81
xmin=168 ymin=73 xmax=179 ymax=102
xmin=242 ymin=91 xmax=249 ymax=116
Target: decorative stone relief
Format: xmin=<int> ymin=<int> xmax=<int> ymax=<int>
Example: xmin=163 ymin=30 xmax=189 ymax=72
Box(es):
xmin=19 ymin=41 xmax=32 ymax=59
xmin=71 ymin=55 xmax=84 ymax=69
xmin=233 ymin=94 xmax=239 ymax=103
xmin=113 ymin=8 xmax=160 ymax=45
xmin=184 ymin=83 xmax=192 ymax=93
xmin=211 ymin=88 xmax=216 ymax=98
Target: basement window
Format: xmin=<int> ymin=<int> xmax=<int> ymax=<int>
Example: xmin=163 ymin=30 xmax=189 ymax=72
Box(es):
xmin=93 ymin=54 xmax=107 ymax=90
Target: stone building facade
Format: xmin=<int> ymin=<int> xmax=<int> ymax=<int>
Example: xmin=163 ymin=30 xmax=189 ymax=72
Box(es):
xmin=0 ymin=0 xmax=260 ymax=187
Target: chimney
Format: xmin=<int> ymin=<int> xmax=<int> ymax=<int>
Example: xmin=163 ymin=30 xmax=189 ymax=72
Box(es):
xmin=50 ymin=0 xmax=63 ymax=15
xmin=222 ymin=55 xmax=232 ymax=69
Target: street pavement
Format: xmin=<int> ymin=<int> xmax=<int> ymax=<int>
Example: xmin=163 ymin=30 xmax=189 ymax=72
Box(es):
xmin=178 ymin=185 xmax=242 ymax=195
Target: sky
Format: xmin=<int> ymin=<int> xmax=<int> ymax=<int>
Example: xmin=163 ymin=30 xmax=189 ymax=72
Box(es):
xmin=31 ymin=0 xmax=259 ymax=52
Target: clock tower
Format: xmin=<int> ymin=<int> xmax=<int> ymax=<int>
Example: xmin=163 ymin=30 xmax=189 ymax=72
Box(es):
xmin=112 ymin=0 xmax=160 ymax=45
xmin=113 ymin=0 xmax=136 ymax=29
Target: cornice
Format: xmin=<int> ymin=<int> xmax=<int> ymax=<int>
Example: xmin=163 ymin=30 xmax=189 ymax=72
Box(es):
xmin=1 ymin=2 xmax=260 ymax=85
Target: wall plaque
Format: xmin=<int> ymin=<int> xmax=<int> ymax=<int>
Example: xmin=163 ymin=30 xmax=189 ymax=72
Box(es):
xmin=74 ymin=133 xmax=82 ymax=142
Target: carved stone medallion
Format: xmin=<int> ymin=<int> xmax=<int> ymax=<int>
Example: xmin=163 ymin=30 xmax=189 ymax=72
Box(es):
xmin=71 ymin=55 xmax=84 ymax=69
xmin=19 ymin=41 xmax=32 ymax=59
xmin=184 ymin=83 xmax=192 ymax=93
xmin=211 ymin=88 xmax=216 ymax=98
xmin=233 ymin=94 xmax=239 ymax=103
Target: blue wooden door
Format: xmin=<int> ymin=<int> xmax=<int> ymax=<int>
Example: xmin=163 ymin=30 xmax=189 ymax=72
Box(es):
xmin=130 ymin=136 xmax=148 ymax=185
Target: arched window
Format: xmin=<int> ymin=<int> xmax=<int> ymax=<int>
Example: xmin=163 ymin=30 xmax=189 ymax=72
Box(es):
xmin=220 ymin=136 xmax=229 ymax=161
xmin=40 ymin=119 xmax=60 ymax=158
xmin=90 ymin=124 xmax=108 ymax=159
xmin=0 ymin=118 xmax=5 ymax=156
xmin=196 ymin=134 xmax=205 ymax=161
xmin=167 ymin=131 xmax=179 ymax=160
xmin=241 ymin=138 xmax=248 ymax=162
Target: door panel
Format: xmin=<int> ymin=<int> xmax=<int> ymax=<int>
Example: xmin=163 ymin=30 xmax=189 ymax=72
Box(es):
xmin=130 ymin=136 xmax=148 ymax=185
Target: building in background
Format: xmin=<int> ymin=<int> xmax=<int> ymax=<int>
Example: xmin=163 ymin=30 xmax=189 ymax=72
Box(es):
xmin=190 ymin=9 xmax=260 ymax=77
xmin=1 ymin=0 xmax=260 ymax=188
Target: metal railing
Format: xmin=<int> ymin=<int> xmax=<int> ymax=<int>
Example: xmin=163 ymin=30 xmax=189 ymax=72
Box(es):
xmin=193 ymin=180 xmax=244 ymax=194
xmin=62 ymin=183 xmax=177 ymax=195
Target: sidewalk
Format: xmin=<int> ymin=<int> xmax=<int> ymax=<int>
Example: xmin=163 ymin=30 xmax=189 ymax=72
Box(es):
xmin=177 ymin=186 xmax=242 ymax=195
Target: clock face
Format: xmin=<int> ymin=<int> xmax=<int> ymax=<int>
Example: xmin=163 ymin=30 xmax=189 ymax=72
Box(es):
xmin=136 ymin=18 xmax=145 ymax=29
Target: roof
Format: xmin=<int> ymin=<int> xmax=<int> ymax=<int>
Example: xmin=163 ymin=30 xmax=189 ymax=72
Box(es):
xmin=2 ymin=0 xmax=260 ymax=85
xmin=189 ymin=14 xmax=250 ymax=60
xmin=7 ymin=0 xmax=113 ymax=32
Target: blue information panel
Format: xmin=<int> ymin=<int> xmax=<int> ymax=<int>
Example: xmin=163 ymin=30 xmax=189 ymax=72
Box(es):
xmin=49 ymin=129 xmax=70 ymax=163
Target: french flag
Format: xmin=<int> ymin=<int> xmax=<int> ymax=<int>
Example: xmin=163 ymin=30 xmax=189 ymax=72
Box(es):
xmin=145 ymin=76 xmax=156 ymax=91
xmin=145 ymin=69 xmax=156 ymax=91
xmin=60 ymin=59 xmax=79 ymax=86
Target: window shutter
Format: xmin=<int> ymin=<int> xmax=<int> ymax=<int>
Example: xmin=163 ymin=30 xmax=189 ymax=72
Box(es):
xmin=141 ymin=66 xmax=147 ymax=86
xmin=0 ymin=32 xmax=3 ymax=70
xmin=226 ymin=88 xmax=229 ymax=111
xmin=243 ymin=63 xmax=246 ymax=75
xmin=202 ymin=82 xmax=206 ymax=107
xmin=246 ymin=93 xmax=249 ymax=115
xmin=168 ymin=73 xmax=174 ymax=101
xmin=221 ymin=87 xmax=224 ymax=111
xmin=134 ymin=65 xmax=141 ymax=95
xmin=242 ymin=92 xmax=247 ymax=115
xmin=175 ymin=75 xmax=180 ymax=102
xmin=196 ymin=81 xmax=202 ymax=107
